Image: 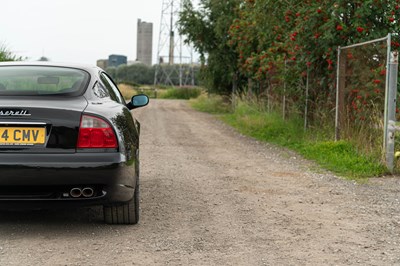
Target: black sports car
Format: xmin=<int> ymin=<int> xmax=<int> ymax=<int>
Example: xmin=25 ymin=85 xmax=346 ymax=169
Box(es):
xmin=0 ymin=62 xmax=149 ymax=224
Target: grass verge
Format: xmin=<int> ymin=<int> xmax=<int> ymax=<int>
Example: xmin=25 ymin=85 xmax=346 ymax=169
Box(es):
xmin=191 ymin=97 xmax=388 ymax=180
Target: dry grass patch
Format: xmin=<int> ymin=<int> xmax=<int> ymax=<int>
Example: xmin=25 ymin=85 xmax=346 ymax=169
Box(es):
xmin=118 ymin=84 xmax=138 ymax=100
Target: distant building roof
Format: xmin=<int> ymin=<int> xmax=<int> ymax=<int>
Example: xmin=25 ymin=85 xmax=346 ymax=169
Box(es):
xmin=108 ymin=54 xmax=127 ymax=67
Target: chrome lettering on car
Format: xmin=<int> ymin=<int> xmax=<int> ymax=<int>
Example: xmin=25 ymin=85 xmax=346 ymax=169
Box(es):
xmin=0 ymin=110 xmax=31 ymax=116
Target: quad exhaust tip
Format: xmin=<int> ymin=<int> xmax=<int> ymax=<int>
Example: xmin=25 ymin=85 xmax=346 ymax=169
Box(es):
xmin=69 ymin=187 xmax=94 ymax=198
xmin=82 ymin=187 xmax=94 ymax=198
xmin=70 ymin=187 xmax=82 ymax=198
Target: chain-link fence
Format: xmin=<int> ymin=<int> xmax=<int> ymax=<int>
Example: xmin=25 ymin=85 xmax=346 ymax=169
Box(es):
xmin=335 ymin=34 xmax=399 ymax=171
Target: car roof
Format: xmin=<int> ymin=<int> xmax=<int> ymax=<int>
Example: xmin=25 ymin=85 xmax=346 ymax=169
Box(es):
xmin=0 ymin=61 xmax=102 ymax=75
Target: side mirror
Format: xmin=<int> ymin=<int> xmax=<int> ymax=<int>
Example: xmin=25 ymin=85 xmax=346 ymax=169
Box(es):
xmin=128 ymin=94 xmax=149 ymax=110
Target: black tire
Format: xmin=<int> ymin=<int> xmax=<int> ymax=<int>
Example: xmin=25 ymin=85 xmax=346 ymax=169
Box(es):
xmin=103 ymin=184 xmax=139 ymax=225
xmin=104 ymin=176 xmax=140 ymax=224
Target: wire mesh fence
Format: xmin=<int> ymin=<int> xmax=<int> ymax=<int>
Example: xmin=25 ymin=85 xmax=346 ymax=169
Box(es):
xmin=336 ymin=37 xmax=387 ymax=156
xmin=335 ymin=34 xmax=399 ymax=170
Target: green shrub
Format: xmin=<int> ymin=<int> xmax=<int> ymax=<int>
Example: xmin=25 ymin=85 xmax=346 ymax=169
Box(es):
xmin=159 ymin=87 xmax=202 ymax=100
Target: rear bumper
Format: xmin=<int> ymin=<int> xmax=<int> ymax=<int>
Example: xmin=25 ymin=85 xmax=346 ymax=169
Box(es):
xmin=0 ymin=153 xmax=137 ymax=209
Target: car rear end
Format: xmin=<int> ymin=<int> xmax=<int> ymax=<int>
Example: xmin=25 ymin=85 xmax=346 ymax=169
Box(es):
xmin=0 ymin=64 xmax=135 ymax=212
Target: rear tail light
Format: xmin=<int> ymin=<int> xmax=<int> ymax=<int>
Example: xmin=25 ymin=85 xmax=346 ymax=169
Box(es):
xmin=77 ymin=115 xmax=118 ymax=148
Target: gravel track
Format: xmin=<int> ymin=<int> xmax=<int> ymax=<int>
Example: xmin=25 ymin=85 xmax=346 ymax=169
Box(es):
xmin=0 ymin=99 xmax=400 ymax=265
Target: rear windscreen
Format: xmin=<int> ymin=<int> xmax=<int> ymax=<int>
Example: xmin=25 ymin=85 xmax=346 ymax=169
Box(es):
xmin=0 ymin=66 xmax=90 ymax=96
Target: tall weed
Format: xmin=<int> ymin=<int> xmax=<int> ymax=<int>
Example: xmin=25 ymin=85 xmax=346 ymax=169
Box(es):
xmin=190 ymin=93 xmax=231 ymax=114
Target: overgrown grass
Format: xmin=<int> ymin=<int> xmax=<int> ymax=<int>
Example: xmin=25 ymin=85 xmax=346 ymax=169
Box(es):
xmin=298 ymin=141 xmax=386 ymax=179
xmin=191 ymin=97 xmax=388 ymax=180
xmin=119 ymin=84 xmax=158 ymax=99
xmin=118 ymin=83 xmax=139 ymax=99
xmin=119 ymin=84 xmax=204 ymax=100
xmin=158 ymin=87 xmax=202 ymax=100
xmin=189 ymin=93 xmax=231 ymax=114
xmin=222 ymin=103 xmax=305 ymax=147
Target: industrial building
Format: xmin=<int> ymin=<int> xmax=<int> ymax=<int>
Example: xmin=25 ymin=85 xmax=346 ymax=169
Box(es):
xmin=108 ymin=54 xmax=127 ymax=68
xmin=136 ymin=19 xmax=153 ymax=66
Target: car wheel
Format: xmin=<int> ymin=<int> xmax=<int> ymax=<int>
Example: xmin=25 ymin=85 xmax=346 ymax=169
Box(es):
xmin=103 ymin=184 xmax=139 ymax=225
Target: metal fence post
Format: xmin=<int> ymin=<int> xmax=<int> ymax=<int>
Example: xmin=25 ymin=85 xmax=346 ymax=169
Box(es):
xmin=283 ymin=59 xmax=287 ymax=120
xmin=384 ymin=34 xmax=392 ymax=157
xmin=386 ymin=51 xmax=399 ymax=172
xmin=304 ymin=65 xmax=309 ymax=132
xmin=335 ymin=47 xmax=346 ymax=141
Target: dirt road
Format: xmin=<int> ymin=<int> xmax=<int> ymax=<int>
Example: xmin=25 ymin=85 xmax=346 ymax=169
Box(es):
xmin=1 ymin=99 xmax=400 ymax=265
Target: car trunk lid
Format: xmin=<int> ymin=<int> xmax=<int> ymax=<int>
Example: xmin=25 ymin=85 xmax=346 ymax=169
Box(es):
xmin=0 ymin=96 xmax=88 ymax=153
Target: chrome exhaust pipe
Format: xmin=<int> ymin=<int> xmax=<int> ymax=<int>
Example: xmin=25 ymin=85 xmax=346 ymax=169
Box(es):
xmin=70 ymin=188 xmax=82 ymax=198
xmin=82 ymin=187 xmax=94 ymax=198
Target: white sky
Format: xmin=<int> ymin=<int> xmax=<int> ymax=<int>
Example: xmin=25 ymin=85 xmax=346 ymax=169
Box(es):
xmin=1 ymin=0 xmax=164 ymax=65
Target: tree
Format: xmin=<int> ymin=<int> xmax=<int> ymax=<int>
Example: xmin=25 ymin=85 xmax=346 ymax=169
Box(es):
xmin=179 ymin=0 xmax=400 ymax=104
xmin=227 ymin=0 xmax=400 ymax=118
xmin=38 ymin=56 xmax=50 ymax=61
xmin=179 ymin=0 xmax=243 ymax=95
xmin=107 ymin=64 xmax=155 ymax=85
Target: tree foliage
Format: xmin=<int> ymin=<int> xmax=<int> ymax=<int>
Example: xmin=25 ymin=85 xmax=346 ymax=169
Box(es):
xmin=228 ymin=0 xmax=399 ymax=80
xmin=107 ymin=63 xmax=155 ymax=85
xmin=179 ymin=0 xmax=242 ymax=94
xmin=179 ymin=0 xmax=400 ymax=116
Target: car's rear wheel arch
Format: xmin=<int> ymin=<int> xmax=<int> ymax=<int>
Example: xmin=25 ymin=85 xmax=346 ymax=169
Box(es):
xmin=103 ymin=149 xmax=140 ymax=225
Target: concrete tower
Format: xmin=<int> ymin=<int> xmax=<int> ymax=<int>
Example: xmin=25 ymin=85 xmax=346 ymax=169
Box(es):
xmin=136 ymin=19 xmax=153 ymax=66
